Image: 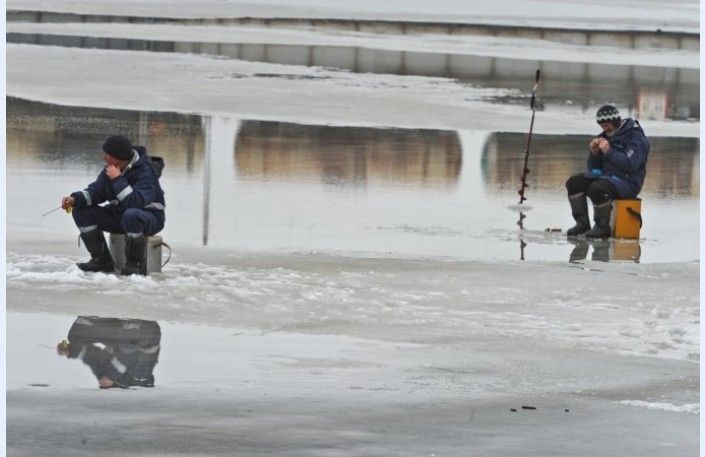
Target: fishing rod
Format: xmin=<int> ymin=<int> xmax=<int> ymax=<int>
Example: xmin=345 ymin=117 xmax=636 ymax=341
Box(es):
xmin=517 ymin=69 xmax=541 ymax=205
xmin=41 ymin=204 xmax=73 ymax=217
xmin=41 ymin=206 xmax=63 ymax=217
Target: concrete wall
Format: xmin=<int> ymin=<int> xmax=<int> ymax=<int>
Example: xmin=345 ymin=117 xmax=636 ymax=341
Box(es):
xmin=7 ymin=10 xmax=699 ymax=52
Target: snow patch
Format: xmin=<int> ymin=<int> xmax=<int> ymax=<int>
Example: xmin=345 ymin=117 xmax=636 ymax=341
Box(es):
xmin=618 ymin=400 xmax=699 ymax=414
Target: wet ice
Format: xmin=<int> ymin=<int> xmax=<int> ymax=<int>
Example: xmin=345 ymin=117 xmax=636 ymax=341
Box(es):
xmin=5 ymin=4 xmax=700 ymax=456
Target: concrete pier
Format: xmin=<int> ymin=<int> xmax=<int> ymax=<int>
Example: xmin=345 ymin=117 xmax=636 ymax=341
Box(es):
xmin=6 ymin=10 xmax=699 ymax=52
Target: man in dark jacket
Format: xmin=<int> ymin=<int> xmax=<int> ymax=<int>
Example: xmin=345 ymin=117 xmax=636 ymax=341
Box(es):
xmin=57 ymin=316 xmax=161 ymax=388
xmin=61 ymin=135 xmax=165 ymax=275
xmin=565 ymin=105 xmax=649 ymax=238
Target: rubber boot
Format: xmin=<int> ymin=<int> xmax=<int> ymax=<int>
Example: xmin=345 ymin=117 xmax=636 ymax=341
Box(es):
xmin=566 ymin=192 xmax=591 ymax=237
xmin=121 ymin=235 xmax=147 ymax=276
xmin=585 ymin=201 xmax=613 ymax=239
xmin=77 ymin=229 xmax=115 ymax=273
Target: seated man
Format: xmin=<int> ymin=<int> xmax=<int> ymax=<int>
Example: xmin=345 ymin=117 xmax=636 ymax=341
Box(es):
xmin=61 ymin=135 xmax=165 ymax=275
xmin=565 ymin=105 xmax=649 ymax=238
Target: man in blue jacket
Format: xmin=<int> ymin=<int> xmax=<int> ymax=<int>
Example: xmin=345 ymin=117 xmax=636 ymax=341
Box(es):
xmin=61 ymin=136 xmax=165 ymax=275
xmin=565 ymin=105 xmax=649 ymax=238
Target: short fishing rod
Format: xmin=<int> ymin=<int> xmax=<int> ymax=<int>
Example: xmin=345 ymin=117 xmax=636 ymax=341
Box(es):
xmin=517 ymin=69 xmax=541 ymax=205
xmin=41 ymin=205 xmax=72 ymax=217
xmin=41 ymin=206 xmax=63 ymax=217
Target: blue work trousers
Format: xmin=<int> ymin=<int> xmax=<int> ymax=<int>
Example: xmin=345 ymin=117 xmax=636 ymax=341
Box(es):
xmin=72 ymin=205 xmax=164 ymax=237
xmin=565 ymin=174 xmax=619 ymax=205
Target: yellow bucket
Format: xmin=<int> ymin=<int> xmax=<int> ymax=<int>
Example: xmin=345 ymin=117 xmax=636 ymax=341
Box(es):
xmin=611 ymin=199 xmax=642 ymax=239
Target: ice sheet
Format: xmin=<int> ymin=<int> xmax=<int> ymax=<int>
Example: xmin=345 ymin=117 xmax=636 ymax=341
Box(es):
xmin=6 ymin=247 xmax=700 ymax=363
xmin=6 ymin=250 xmax=699 ymax=455
xmin=5 ymin=3 xmax=700 ymax=454
xmin=6 ymin=44 xmax=699 ymax=137
xmin=6 ymin=22 xmax=700 ymax=69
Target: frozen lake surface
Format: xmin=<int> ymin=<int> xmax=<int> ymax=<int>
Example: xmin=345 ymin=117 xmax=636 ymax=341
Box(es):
xmin=6 ymin=100 xmax=700 ymax=453
xmin=5 ymin=5 xmax=700 ymax=456
xmin=7 ymin=43 xmax=700 ymax=138
xmin=6 ymin=252 xmax=700 ymax=456
xmin=7 ymin=23 xmax=699 ymax=127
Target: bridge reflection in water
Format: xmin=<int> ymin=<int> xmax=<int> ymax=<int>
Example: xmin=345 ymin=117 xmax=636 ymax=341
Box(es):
xmin=234 ymin=121 xmax=462 ymax=188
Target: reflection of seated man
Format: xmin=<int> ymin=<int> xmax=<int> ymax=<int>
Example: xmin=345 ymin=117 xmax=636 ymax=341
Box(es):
xmin=565 ymin=105 xmax=649 ymax=238
xmin=57 ymin=316 xmax=161 ymax=388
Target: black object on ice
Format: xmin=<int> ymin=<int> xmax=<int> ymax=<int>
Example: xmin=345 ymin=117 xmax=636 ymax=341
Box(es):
xmin=519 ymin=238 xmax=527 ymax=261
xmin=521 ymin=406 xmax=537 ymax=410
xmin=517 ymin=69 xmax=541 ymax=205
xmin=58 ymin=316 xmax=161 ymax=388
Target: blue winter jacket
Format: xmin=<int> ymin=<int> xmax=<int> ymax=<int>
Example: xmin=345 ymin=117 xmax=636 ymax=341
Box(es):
xmin=584 ymin=118 xmax=649 ymax=198
xmin=71 ymin=146 xmax=165 ymax=214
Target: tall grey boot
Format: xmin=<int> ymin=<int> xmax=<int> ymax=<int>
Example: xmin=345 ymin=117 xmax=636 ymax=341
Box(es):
xmin=121 ymin=235 xmax=147 ymax=276
xmin=585 ymin=201 xmax=613 ymax=239
xmin=566 ymin=192 xmax=591 ymax=236
xmin=77 ymin=229 xmax=115 ymax=273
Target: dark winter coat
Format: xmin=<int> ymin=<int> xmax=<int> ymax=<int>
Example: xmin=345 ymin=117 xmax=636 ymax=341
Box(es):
xmin=71 ymin=146 xmax=165 ymax=215
xmin=584 ymin=118 xmax=649 ymax=198
xmin=67 ymin=316 xmax=161 ymax=387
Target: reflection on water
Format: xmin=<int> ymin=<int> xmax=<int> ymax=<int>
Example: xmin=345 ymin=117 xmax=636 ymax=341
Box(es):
xmin=235 ymin=121 xmax=461 ymax=188
xmin=7 ymin=33 xmax=699 ymax=121
xmin=568 ymin=239 xmax=641 ymax=263
xmin=57 ymin=316 xmax=161 ymax=388
xmin=7 ymin=97 xmax=205 ymax=174
xmin=482 ymin=132 xmax=699 ymax=197
xmin=6 ymin=97 xmax=699 ymax=262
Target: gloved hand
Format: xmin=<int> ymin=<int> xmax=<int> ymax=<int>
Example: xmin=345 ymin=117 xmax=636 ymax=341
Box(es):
xmin=56 ymin=339 xmax=70 ymax=356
